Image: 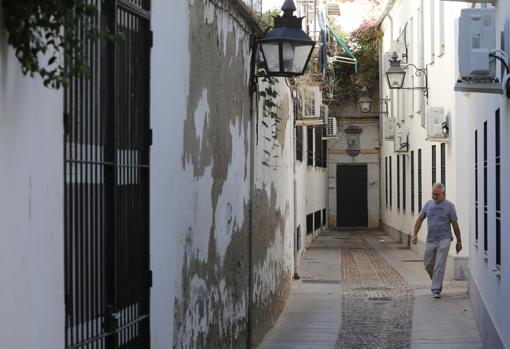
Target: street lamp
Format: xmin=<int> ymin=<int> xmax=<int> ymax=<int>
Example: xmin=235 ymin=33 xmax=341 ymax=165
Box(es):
xmin=258 ymin=0 xmax=316 ymax=77
xmin=385 ymin=51 xmax=429 ymax=98
xmin=357 ymin=86 xmax=372 ymax=113
xmin=357 ymin=85 xmax=391 ymax=117
xmin=386 ymin=52 xmax=406 ymax=89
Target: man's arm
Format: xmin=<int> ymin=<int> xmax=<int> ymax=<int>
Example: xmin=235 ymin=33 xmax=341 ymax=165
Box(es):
xmin=412 ymin=217 xmax=424 ymax=244
xmin=452 ymin=221 xmax=462 ymax=253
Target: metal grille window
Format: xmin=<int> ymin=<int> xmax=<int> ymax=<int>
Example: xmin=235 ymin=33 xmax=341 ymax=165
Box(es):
xmin=307 ymin=127 xmax=314 ymax=166
xmin=296 ymin=125 xmax=303 ymax=162
xmin=315 ymin=128 xmax=322 ymax=167
xmin=495 ymin=110 xmax=501 ymax=266
xmin=314 ymin=210 xmax=321 ymax=230
xmin=418 ymin=149 xmax=423 ymax=212
xmin=397 ymin=155 xmax=400 ymax=209
xmin=484 ymin=121 xmax=488 ymax=253
xmin=411 ymin=151 xmax=415 ymax=213
xmin=475 ymin=130 xmax=479 ymax=242
xmin=385 ymin=157 xmax=388 ymax=207
xmin=322 ymin=129 xmax=327 ymax=168
xmin=440 ymin=143 xmax=446 ymax=187
xmin=306 ymin=213 xmax=314 ymax=235
xmin=403 ymin=155 xmax=406 ymax=211
xmin=432 ymin=144 xmax=437 ymax=185
xmin=389 ymin=156 xmax=393 ymax=207
xmin=64 ymin=1 xmax=151 ymax=348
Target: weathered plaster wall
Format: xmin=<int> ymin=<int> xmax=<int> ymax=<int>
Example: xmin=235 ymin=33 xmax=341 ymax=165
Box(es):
xmin=250 ymin=82 xmax=296 ymax=345
xmin=0 ymin=14 xmax=64 ymax=349
xmin=169 ymin=0 xmax=253 ymax=347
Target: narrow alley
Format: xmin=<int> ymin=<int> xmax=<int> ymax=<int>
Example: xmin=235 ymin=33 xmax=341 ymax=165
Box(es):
xmin=259 ymin=230 xmax=481 ymax=349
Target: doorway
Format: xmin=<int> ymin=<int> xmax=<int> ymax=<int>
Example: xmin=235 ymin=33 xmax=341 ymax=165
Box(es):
xmin=337 ymin=164 xmax=368 ymax=227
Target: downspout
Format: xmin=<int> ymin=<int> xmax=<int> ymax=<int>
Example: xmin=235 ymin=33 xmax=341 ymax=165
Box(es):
xmin=292 ymin=91 xmax=299 ymax=279
xmin=247 ymin=37 xmax=257 ymax=349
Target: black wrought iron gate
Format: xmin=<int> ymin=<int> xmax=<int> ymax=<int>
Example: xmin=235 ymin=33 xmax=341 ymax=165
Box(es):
xmin=64 ymin=1 xmax=151 ymax=348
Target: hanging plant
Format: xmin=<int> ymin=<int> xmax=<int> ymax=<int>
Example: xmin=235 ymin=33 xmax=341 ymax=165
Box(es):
xmin=2 ymin=0 xmax=112 ymax=88
xmin=256 ymin=63 xmax=281 ymax=168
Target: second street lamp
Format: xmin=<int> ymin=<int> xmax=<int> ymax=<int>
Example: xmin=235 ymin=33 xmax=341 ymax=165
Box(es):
xmin=386 ymin=52 xmax=406 ymax=89
xmin=358 ymin=86 xmax=372 ymax=113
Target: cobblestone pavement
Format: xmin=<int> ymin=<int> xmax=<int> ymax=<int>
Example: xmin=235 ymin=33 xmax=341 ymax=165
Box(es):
xmin=336 ymin=234 xmax=414 ymax=349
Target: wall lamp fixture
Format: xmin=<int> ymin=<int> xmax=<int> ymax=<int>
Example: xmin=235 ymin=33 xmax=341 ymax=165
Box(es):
xmin=250 ymin=0 xmax=315 ymax=90
xmin=357 ymin=86 xmax=390 ymax=117
xmin=386 ymin=51 xmax=429 ymax=98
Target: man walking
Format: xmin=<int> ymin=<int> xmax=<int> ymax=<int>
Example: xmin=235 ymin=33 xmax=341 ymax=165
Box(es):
xmin=412 ymin=182 xmax=462 ymax=298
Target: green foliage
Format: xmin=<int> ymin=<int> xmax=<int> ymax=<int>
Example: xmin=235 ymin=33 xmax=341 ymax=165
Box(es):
xmin=261 ymin=8 xmax=279 ymax=28
xmin=332 ymin=20 xmax=382 ymax=102
xmin=256 ymin=63 xmax=281 ymax=169
xmin=2 ymin=0 xmax=114 ymax=89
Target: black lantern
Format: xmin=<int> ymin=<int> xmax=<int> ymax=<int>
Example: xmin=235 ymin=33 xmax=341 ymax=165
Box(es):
xmin=357 ymin=86 xmax=372 ymax=113
xmin=259 ymin=0 xmax=316 ymax=77
xmin=386 ymin=51 xmax=406 ymax=89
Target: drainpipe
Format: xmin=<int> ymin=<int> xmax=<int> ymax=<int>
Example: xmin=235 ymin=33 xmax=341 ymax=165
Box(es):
xmin=247 ymin=38 xmax=257 ymax=349
xmin=292 ymin=89 xmax=299 ymax=279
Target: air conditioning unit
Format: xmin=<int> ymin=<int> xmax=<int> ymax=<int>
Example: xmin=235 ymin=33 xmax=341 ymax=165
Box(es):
xmin=323 ymin=116 xmax=338 ymax=139
xmin=394 ymin=124 xmax=409 ymax=153
xmin=384 ymin=117 xmax=395 ymax=140
xmin=426 ymin=107 xmax=450 ymax=141
xmin=455 ymin=8 xmax=502 ymax=94
xmin=391 ymin=40 xmax=406 ymax=61
xmin=296 ymin=86 xmax=323 ymax=126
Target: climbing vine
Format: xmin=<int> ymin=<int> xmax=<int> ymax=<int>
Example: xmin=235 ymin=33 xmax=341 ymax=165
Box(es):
xmin=2 ymin=0 xmax=114 ymax=88
xmin=256 ymin=63 xmax=281 ymax=168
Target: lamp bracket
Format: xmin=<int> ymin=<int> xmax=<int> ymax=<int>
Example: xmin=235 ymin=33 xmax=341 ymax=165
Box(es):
xmin=400 ymin=63 xmax=429 ymax=98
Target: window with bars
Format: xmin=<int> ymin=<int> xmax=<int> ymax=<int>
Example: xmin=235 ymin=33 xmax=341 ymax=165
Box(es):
xmin=475 ymin=130 xmax=479 ymax=242
xmin=411 ymin=151 xmax=415 ymax=213
xmin=296 ymin=126 xmax=303 ymax=162
xmin=403 ymin=155 xmax=406 ymax=211
xmin=484 ymin=121 xmax=488 ymax=253
xmin=306 ymin=213 xmax=313 ymax=235
xmin=307 ymin=127 xmax=313 ymax=166
xmin=314 ymin=128 xmax=323 ymax=168
xmin=418 ymin=149 xmax=423 ymax=212
xmin=440 ymin=143 xmax=446 ymax=187
xmin=397 ymin=155 xmax=401 ymax=210
xmin=385 ymin=157 xmax=388 ymax=207
xmin=322 ymin=129 xmax=327 ymax=168
xmin=495 ymin=110 xmax=501 ymax=266
xmin=390 ymin=156 xmax=393 ymax=207
xmin=314 ymin=210 xmax=321 ymax=230
xmin=432 ymin=144 xmax=437 ymax=185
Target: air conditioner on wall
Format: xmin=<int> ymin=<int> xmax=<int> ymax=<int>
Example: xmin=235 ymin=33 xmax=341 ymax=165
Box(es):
xmin=384 ymin=117 xmax=395 ymax=140
xmin=426 ymin=107 xmax=449 ymax=141
xmin=454 ymin=8 xmax=503 ymax=94
xmin=323 ymin=116 xmax=338 ymax=139
xmin=394 ymin=124 xmax=409 ymax=153
xmin=296 ymin=86 xmax=323 ymax=126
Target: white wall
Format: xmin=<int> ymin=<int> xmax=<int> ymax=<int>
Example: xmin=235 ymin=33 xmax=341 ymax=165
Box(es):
xmin=149 ymin=0 xmax=190 ymax=346
xmin=0 ymin=20 xmax=64 ymax=349
xmin=380 ymin=0 xmax=510 ymax=346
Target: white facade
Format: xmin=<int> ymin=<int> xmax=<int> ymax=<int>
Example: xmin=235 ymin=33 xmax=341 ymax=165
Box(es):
xmin=0 ymin=25 xmax=64 ymax=348
xmin=379 ymin=1 xmax=510 ymax=348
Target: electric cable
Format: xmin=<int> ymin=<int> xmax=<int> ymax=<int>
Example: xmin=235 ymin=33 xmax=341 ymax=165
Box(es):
xmin=489 ymin=53 xmax=510 ymax=73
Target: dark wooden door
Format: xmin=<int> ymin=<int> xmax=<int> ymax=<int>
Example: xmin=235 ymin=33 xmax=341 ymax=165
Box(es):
xmin=337 ymin=165 xmax=368 ymax=227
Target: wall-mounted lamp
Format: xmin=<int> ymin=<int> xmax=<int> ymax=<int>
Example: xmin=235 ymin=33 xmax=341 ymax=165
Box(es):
xmin=357 ymin=86 xmax=391 ymax=117
xmin=386 ymin=52 xmax=429 ymax=98
xmin=258 ymin=0 xmax=315 ymax=77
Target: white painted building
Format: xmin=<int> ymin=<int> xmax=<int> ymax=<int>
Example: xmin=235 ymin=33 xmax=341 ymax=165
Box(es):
xmin=378 ymin=1 xmax=510 ymax=348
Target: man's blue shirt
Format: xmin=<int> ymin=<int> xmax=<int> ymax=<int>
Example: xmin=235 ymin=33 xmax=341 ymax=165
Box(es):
xmin=418 ymin=199 xmax=458 ymax=242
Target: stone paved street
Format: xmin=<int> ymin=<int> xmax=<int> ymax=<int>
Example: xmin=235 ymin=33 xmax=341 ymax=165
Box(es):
xmin=258 ymin=230 xmax=482 ymax=349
